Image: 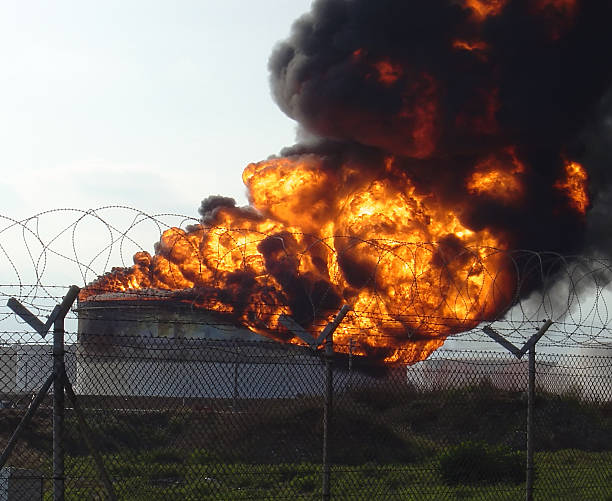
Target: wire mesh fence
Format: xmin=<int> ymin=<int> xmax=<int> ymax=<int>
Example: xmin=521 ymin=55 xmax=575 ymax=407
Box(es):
xmin=1 ymin=311 xmax=611 ymax=500
xmin=1 ymin=209 xmax=612 ymax=499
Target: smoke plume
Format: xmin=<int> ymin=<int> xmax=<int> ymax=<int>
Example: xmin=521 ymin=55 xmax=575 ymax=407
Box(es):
xmin=82 ymin=0 xmax=612 ymax=364
xmin=269 ymin=0 xmax=612 ymax=255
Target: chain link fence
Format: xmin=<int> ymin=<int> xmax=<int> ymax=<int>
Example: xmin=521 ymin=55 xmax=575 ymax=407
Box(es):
xmin=1 ymin=210 xmax=611 ymax=499
xmin=1 ymin=304 xmax=611 ymax=500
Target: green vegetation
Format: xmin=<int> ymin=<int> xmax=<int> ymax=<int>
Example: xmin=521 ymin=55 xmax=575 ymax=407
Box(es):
xmin=44 ymin=449 xmax=612 ymax=500
xmin=438 ymin=441 xmax=524 ymax=485
xmin=3 ymin=382 xmax=610 ymax=499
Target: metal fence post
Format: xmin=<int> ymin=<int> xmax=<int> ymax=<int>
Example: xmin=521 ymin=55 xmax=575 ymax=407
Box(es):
xmin=5 ymin=286 xmax=80 ymax=501
xmin=322 ymin=336 xmax=333 ymax=501
xmin=7 ymin=285 xmax=80 ymax=501
xmin=277 ymin=305 xmax=350 ymax=501
xmin=483 ymin=319 xmax=552 ymax=501
xmin=526 ymin=346 xmax=536 ymax=501
xmin=53 ymin=312 xmax=65 ymax=501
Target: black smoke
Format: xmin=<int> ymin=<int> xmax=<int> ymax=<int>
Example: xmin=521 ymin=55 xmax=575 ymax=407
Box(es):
xmin=268 ymin=0 xmax=612 ymax=259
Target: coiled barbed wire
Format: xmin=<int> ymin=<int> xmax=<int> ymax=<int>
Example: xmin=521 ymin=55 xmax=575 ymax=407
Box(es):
xmin=1 ymin=207 xmax=611 ymax=350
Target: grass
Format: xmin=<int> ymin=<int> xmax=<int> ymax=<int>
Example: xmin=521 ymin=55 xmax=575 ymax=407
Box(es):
xmin=438 ymin=441 xmax=524 ymax=485
xmin=4 ymin=383 xmax=609 ymax=499
xmin=44 ymin=449 xmax=612 ymax=500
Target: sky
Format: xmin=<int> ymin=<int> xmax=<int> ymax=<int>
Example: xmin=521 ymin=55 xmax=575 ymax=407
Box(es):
xmin=0 ymin=0 xmax=313 ymax=217
xmin=0 ymin=0 xmax=607 ymax=354
xmin=0 ymin=0 xmax=313 ymax=331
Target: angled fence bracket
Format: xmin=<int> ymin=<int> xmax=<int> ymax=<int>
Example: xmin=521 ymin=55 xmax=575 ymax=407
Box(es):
xmin=482 ymin=319 xmax=553 ymax=501
xmin=278 ymin=304 xmax=351 ymax=501
xmin=3 ymin=286 xmax=117 ymax=501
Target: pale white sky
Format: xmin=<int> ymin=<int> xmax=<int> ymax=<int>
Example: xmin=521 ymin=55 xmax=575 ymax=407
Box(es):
xmin=0 ymin=0 xmax=313 ymax=217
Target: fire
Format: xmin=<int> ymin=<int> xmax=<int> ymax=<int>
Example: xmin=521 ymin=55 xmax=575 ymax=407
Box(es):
xmin=467 ymin=148 xmax=526 ymax=203
xmin=82 ymin=0 xmax=605 ymax=365
xmin=461 ymin=0 xmax=508 ymax=21
xmin=461 ymin=0 xmax=578 ymax=39
xmin=374 ymin=60 xmax=403 ymax=85
xmin=82 ymin=153 xmax=517 ymax=365
xmin=461 ymin=0 xmax=577 ymax=21
xmin=555 ymin=161 xmax=589 ymax=215
xmin=398 ymin=73 xmax=439 ymax=159
xmin=452 ymin=39 xmax=489 ymax=56
xmin=452 ymin=40 xmax=488 ymax=52
xmin=340 ymin=48 xmax=439 ymax=158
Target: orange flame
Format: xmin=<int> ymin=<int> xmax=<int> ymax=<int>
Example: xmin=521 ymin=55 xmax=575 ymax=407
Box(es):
xmin=398 ymin=73 xmax=439 ymax=158
xmin=82 ymin=154 xmax=588 ymax=364
xmin=374 ymin=60 xmax=403 ymax=85
xmin=82 ymin=154 xmax=518 ymax=364
xmin=452 ymin=39 xmax=489 ymax=53
xmin=80 ymin=1 xmax=594 ymax=365
xmin=467 ymin=147 xmax=526 ymax=203
xmin=461 ymin=0 xmax=508 ymax=21
xmin=555 ymin=161 xmax=589 ymax=215
xmin=323 ymin=51 xmax=439 ymax=159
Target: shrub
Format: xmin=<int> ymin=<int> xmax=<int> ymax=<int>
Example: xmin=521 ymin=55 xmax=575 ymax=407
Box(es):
xmin=439 ymin=441 xmax=525 ymax=485
xmin=188 ymin=448 xmax=218 ymax=464
xmin=147 ymin=448 xmax=184 ymax=464
xmin=147 ymin=465 xmax=185 ymax=487
xmin=288 ymin=474 xmax=318 ymax=494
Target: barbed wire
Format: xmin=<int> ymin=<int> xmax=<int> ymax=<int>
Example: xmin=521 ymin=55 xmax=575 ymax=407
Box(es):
xmin=1 ymin=207 xmax=612 ymax=355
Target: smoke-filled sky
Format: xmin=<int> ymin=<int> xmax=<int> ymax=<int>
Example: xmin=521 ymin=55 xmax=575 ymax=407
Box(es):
xmin=2 ymin=0 xmax=612 ymax=355
xmin=0 ymin=0 xmax=312 ymax=217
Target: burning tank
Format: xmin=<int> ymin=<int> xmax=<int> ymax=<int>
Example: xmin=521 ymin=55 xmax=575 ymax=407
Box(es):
xmin=81 ymin=0 xmax=612 ymax=365
xmin=75 ymin=291 xmax=387 ymax=398
xmin=76 ymin=292 xmax=320 ymax=398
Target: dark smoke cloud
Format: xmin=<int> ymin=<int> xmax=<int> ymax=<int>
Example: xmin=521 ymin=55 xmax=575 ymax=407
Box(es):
xmin=583 ymin=89 xmax=612 ymax=259
xmin=83 ymin=1 xmax=612 ymax=361
xmin=268 ymin=0 xmax=612 ymax=262
xmin=197 ymin=195 xmax=263 ymax=227
xmin=198 ymin=195 xmax=237 ymax=223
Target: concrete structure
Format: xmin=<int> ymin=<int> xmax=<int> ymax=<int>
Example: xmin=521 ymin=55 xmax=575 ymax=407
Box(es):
xmin=406 ymin=355 xmax=574 ymax=395
xmin=577 ymin=344 xmax=612 ymax=401
xmin=0 ymin=344 xmax=75 ymax=395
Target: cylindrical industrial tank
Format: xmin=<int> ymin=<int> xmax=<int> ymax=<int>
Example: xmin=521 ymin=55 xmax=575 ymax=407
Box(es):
xmin=75 ymin=298 xmax=326 ymax=399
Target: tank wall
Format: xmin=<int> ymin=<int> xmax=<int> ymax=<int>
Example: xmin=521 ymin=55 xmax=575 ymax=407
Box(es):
xmin=77 ymin=301 xmax=264 ymax=348
xmin=75 ymin=355 xmax=327 ymax=398
xmin=75 ymin=301 xmax=383 ymax=399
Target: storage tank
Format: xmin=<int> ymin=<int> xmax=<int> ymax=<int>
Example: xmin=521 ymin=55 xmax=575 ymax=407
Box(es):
xmin=75 ymin=297 xmax=326 ymax=399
